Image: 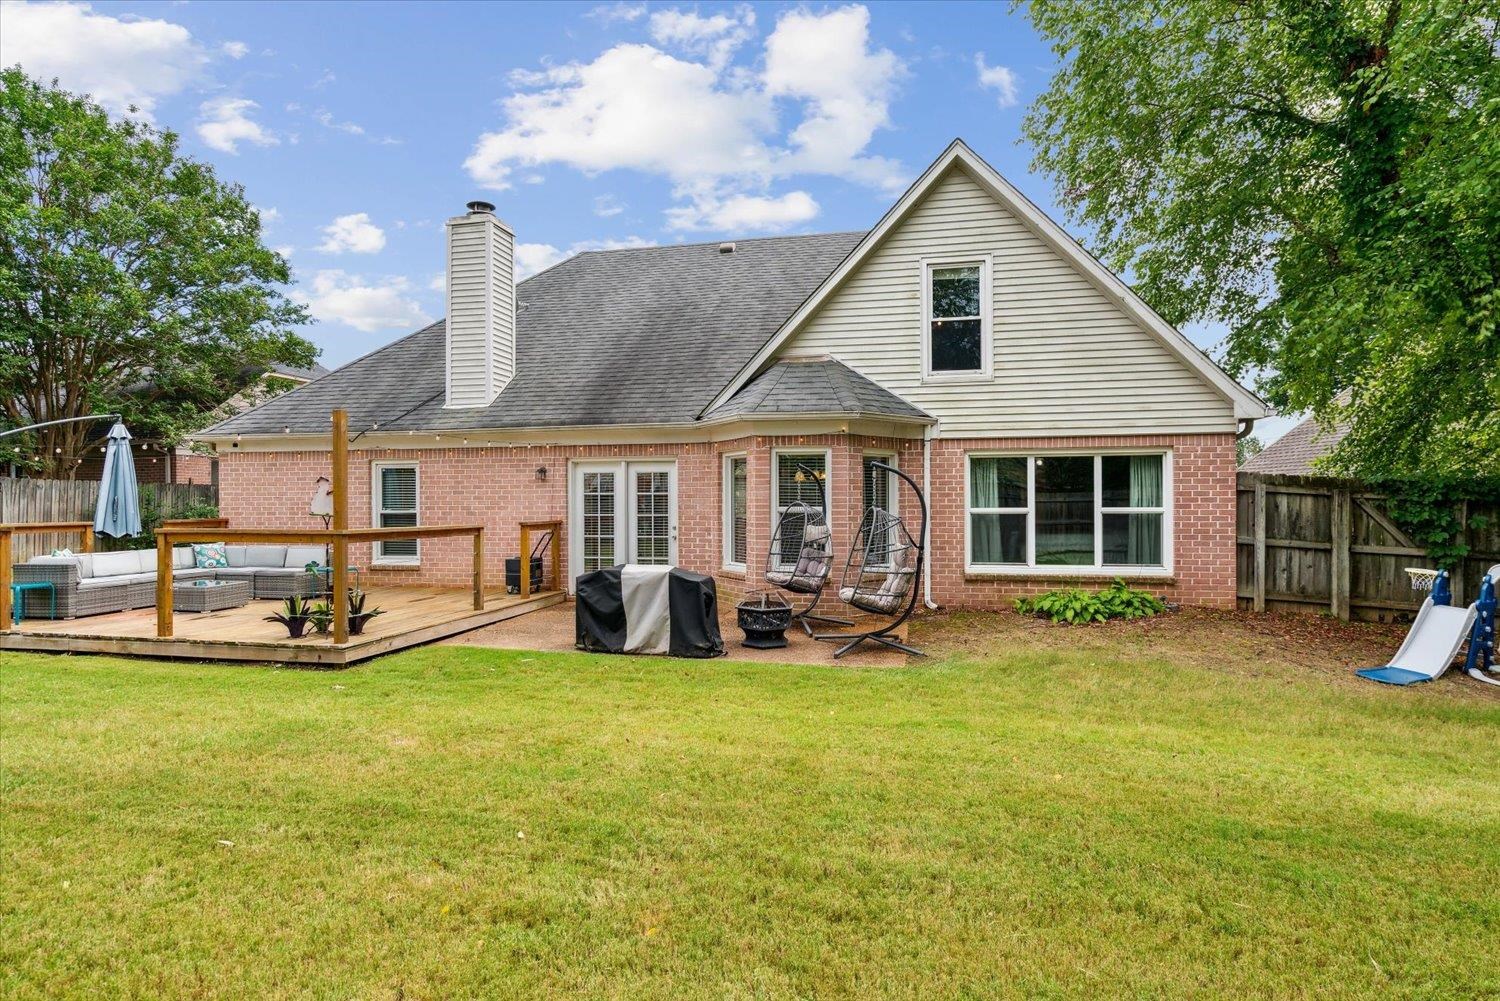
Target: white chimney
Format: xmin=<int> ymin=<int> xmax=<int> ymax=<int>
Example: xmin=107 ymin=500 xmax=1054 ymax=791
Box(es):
xmin=444 ymin=200 xmax=515 ymax=409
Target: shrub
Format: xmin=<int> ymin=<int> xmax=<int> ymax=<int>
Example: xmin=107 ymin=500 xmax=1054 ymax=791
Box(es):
xmin=1014 ymin=578 xmax=1167 ymax=625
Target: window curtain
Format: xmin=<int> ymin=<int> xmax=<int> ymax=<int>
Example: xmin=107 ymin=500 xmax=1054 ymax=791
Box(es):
xmin=1127 ymin=456 xmax=1162 ymax=565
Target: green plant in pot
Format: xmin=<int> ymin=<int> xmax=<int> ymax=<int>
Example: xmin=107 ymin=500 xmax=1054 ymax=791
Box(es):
xmin=307 ymin=600 xmax=334 ymax=636
xmin=265 ymin=594 xmax=314 ymax=639
xmin=346 ymin=588 xmax=384 ymax=636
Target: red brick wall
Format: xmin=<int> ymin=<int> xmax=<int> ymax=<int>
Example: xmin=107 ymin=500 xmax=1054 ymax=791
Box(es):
xmin=217 ymin=431 xmax=1237 ymax=608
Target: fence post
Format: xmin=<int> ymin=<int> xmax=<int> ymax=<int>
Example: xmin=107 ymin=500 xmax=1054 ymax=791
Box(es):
xmin=519 ymin=524 xmax=531 ymax=600
xmin=156 ymin=533 xmax=173 ymax=638
xmin=1252 ymin=477 xmax=1267 ymax=612
xmin=1 ymin=529 xmax=12 ymax=632
xmin=472 ymin=530 xmax=484 ymax=610
xmin=331 ymin=409 xmax=349 ymax=645
xmin=1331 ymin=488 xmax=1351 ymax=621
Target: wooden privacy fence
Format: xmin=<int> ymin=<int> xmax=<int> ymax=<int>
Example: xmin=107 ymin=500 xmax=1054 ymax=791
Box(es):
xmin=0 ymin=478 xmax=217 ymax=561
xmin=1237 ymin=472 xmax=1500 ymax=621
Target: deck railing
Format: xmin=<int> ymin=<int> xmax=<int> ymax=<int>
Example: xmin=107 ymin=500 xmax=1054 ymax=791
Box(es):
xmin=0 ymin=522 xmax=95 ymax=632
xmin=153 ymin=524 xmax=487 ymax=644
xmin=518 ymin=520 xmax=562 ymax=597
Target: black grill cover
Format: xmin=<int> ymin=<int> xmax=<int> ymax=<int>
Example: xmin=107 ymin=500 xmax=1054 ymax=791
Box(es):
xmin=575 ymin=566 xmax=724 ymax=658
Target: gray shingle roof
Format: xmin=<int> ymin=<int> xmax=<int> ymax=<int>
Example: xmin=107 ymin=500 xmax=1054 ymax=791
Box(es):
xmin=1241 ymin=412 xmax=1350 ymax=474
xmin=705 ymin=358 xmax=931 ymax=422
xmin=208 ymin=231 xmax=871 ymax=436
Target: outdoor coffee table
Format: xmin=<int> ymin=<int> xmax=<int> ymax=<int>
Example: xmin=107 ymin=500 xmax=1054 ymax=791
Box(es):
xmin=171 ymin=579 xmax=252 ymax=613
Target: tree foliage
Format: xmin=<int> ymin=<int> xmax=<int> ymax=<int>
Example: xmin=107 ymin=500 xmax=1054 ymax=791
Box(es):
xmin=0 ymin=68 xmax=314 ymax=477
xmin=1022 ymin=1 xmax=1499 ymax=481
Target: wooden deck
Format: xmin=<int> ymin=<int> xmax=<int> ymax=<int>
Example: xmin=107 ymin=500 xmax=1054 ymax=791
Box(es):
xmin=0 ymin=586 xmax=565 ymax=666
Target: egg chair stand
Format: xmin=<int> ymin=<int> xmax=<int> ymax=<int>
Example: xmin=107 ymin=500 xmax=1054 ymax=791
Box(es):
xmin=815 ymin=461 xmax=927 ymax=659
xmin=763 ymin=464 xmax=852 ymax=636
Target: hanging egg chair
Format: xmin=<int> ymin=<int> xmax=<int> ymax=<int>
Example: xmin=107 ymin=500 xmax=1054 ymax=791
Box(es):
xmin=763 ymin=463 xmax=852 ymax=636
xmin=815 ymin=461 xmax=927 ymax=658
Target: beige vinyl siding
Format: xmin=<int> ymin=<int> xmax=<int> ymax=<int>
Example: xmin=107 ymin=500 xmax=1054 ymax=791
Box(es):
xmin=446 ymin=221 xmax=493 ymax=408
xmin=780 ymin=165 xmax=1238 ymax=436
xmin=488 ymin=221 xmax=515 ymax=393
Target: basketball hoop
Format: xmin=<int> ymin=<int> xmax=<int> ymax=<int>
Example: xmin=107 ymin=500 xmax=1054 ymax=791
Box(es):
xmin=1405 ymin=567 xmax=1441 ymax=592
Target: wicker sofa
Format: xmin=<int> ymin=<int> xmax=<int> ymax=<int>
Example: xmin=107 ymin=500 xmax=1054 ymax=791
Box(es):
xmin=12 ymin=544 xmax=327 ymax=620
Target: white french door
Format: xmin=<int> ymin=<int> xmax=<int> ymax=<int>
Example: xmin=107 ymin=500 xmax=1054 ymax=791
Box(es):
xmin=570 ymin=460 xmax=677 ymax=585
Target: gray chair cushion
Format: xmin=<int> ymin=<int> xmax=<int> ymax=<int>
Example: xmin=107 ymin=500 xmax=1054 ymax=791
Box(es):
xmin=172 ymin=568 xmax=218 ymax=581
xmin=91 ymin=551 xmax=148 ymax=577
xmin=77 ymin=577 xmax=129 ymax=591
xmin=284 ymin=545 xmax=326 ymax=568
xmin=212 ymin=567 xmax=259 ymax=579
xmin=251 ymin=567 xmax=305 ymax=578
xmin=225 ymin=545 xmax=249 ymax=567
xmin=172 ymin=546 xmax=196 ymax=570
xmin=246 ymin=545 xmax=288 ymax=568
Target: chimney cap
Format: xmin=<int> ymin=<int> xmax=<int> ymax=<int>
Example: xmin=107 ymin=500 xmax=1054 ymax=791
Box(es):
xmin=466 ymin=200 xmax=497 ymax=215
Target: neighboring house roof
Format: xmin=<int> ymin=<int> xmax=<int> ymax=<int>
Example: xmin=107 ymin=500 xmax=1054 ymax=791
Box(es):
xmin=268 ymin=362 xmax=329 ymax=383
xmin=704 ymin=139 xmax=1270 ymax=422
xmin=206 ymin=232 xmax=866 ymax=436
xmin=702 ymin=358 xmax=932 ymax=423
xmin=1241 ymin=412 xmax=1351 ymax=474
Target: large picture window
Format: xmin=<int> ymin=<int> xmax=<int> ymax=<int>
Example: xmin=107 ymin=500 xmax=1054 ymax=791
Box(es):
xmin=372 ymin=462 xmax=419 ymax=564
xmin=723 ymin=454 xmax=748 ymax=569
xmin=772 ymin=451 xmax=827 ymax=568
xmin=967 ymin=453 xmax=1168 ymax=572
xmin=923 ymin=257 xmax=991 ymax=378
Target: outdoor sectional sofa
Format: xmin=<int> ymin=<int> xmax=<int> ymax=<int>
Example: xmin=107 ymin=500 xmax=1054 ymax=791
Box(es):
xmin=12 ymin=544 xmax=327 ymax=620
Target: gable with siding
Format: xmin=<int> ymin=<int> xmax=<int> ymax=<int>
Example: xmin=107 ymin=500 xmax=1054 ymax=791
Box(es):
xmin=776 ymin=163 xmax=1239 ymax=437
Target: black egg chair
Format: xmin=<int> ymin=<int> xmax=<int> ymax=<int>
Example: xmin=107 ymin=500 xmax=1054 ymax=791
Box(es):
xmin=763 ymin=464 xmax=851 ymax=636
xmin=815 ymin=461 xmax=927 ymax=658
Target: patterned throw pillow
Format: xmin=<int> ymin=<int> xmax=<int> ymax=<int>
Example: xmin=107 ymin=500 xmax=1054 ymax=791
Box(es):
xmin=192 ymin=542 xmax=229 ymax=569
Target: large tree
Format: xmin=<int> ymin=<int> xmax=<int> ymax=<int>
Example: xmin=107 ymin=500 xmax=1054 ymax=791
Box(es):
xmin=0 ymin=68 xmax=314 ymax=477
xmin=1022 ymin=1 xmax=1498 ymax=481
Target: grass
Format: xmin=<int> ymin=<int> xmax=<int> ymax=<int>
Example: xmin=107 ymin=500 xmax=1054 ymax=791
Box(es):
xmin=3 ymin=616 xmax=1498 ymax=999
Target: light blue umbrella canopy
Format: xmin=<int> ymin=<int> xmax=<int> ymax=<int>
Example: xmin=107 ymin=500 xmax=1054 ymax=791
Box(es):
xmin=94 ymin=422 xmax=142 ymax=538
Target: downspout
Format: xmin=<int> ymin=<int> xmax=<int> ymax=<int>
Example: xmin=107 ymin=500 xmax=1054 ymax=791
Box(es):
xmin=1236 ymin=418 xmax=1257 ymax=440
xmin=923 ymin=423 xmax=939 ymax=610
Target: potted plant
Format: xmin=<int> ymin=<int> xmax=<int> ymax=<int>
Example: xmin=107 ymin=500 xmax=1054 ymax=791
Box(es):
xmin=307 ymin=600 xmax=334 ymax=636
xmin=346 ymin=588 xmax=384 ymax=636
xmin=265 ymin=594 xmax=314 ymax=639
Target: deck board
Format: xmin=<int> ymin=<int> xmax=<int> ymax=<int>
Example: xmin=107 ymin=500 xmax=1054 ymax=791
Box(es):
xmin=0 ymin=586 xmax=565 ymax=666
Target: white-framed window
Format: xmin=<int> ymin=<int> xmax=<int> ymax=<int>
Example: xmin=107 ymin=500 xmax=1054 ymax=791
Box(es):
xmin=861 ymin=452 xmax=898 ymax=566
xmin=771 ymin=449 xmax=830 ymax=569
xmin=372 ymin=461 xmax=420 ymax=565
xmin=921 ymin=255 xmax=992 ymax=380
xmin=723 ymin=452 xmax=748 ymax=570
xmin=966 ymin=451 xmax=1171 ymax=574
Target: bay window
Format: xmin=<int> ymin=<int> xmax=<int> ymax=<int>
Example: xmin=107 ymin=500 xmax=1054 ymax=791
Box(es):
xmin=966 ymin=452 xmax=1169 ymax=572
xmin=772 ymin=451 xmax=827 ymax=568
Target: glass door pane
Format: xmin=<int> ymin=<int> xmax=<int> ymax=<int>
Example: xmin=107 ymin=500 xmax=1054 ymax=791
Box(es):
xmin=581 ymin=470 xmax=617 ymax=572
xmin=631 ymin=468 xmax=672 ymax=564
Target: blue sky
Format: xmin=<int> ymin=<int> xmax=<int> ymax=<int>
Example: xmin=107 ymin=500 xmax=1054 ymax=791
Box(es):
xmin=0 ymin=0 xmax=1294 ymax=440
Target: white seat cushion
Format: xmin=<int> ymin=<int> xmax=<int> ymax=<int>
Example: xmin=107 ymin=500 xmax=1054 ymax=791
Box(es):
xmin=77 ymin=577 xmax=128 ymax=591
xmin=90 ymin=551 xmax=147 ymax=577
xmin=245 ymin=545 xmax=288 ymax=568
xmin=225 ymin=545 xmax=249 ymax=567
xmin=284 ymin=545 xmax=326 ymax=569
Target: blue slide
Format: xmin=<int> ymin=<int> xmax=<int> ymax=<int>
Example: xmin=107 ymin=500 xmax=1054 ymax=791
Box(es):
xmin=1357 ymin=566 xmax=1498 ymax=687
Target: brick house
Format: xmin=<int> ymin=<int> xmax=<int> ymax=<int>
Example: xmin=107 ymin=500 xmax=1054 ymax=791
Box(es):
xmin=199 ymin=140 xmax=1268 ymax=610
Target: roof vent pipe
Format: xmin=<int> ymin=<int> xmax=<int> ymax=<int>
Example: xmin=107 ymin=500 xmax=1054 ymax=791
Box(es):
xmin=718 ymin=242 xmax=735 ymax=254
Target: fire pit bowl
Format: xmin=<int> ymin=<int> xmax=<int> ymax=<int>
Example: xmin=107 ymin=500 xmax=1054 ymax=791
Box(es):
xmin=736 ymin=590 xmax=793 ymax=649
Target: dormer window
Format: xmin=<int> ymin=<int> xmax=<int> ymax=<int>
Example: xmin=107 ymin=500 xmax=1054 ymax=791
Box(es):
xmin=922 ymin=256 xmax=991 ymax=379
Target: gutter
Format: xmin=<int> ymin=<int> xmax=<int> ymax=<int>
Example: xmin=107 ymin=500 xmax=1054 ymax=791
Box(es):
xmin=923 ymin=423 xmax=939 ymax=611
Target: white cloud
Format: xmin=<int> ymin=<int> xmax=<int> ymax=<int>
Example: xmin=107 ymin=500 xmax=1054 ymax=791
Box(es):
xmin=272 ymin=245 xmax=295 ymax=258
xmin=311 ymin=69 xmax=336 ymax=88
xmin=665 ymin=190 xmax=819 ymax=232
xmin=586 ymin=2 xmax=646 ymax=24
xmin=315 ymin=109 xmax=365 ymax=136
xmin=428 ymin=273 xmax=446 ymax=292
xmin=296 ymin=271 xmax=430 ymax=333
xmin=316 ymin=213 xmax=386 ymax=255
xmin=649 ymin=6 xmax=755 ymax=70
xmin=514 ymin=237 xmax=656 ymax=280
xmin=975 ymin=54 xmax=1019 ymax=109
xmin=221 ymin=40 xmax=249 ymax=60
xmin=256 ymin=206 xmax=282 ymax=224
xmin=465 ymin=5 xmax=906 ymax=227
xmin=593 ymin=194 xmax=625 ymax=218
xmin=195 ymin=97 xmax=278 ymax=154
xmin=0 ymin=0 xmax=208 ymax=119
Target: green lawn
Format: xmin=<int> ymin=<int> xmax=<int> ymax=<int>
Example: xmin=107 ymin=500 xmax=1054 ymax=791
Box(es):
xmin=3 ymin=623 xmax=1497 ymax=999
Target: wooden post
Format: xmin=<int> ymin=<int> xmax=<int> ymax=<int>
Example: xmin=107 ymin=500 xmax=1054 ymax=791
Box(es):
xmin=519 ymin=524 xmax=531 ymax=600
xmin=156 ymin=532 xmax=173 ymax=638
xmin=82 ymin=525 xmax=95 ymax=553
xmin=472 ymin=530 xmax=484 ymax=610
xmin=1 ymin=529 xmax=12 ymax=633
xmin=331 ymin=409 xmax=349 ymax=645
xmin=1331 ymin=488 xmax=1351 ymax=621
xmin=550 ymin=521 xmax=561 ymax=592
xmin=1252 ymin=478 xmax=1267 ymax=613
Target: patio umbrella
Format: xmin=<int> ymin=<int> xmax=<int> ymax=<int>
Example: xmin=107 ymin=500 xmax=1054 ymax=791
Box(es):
xmin=93 ymin=422 xmax=142 ymax=538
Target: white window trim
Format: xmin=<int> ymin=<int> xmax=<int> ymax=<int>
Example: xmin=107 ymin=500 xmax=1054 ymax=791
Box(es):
xmin=964 ymin=449 xmax=1174 ymax=576
xmin=771 ymin=447 xmax=833 ymax=571
xmin=861 ymin=451 xmax=898 ymax=517
xmin=371 ymin=461 xmax=420 ymax=566
xmin=722 ymin=452 xmax=748 ymax=571
xmin=920 ymin=254 xmax=993 ymax=382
